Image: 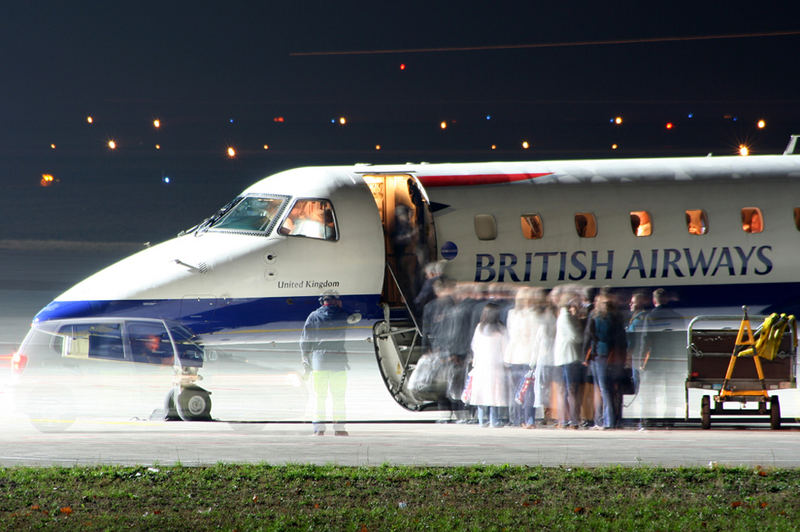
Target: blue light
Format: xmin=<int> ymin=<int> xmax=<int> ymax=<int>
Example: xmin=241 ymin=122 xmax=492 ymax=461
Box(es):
xmin=331 ymin=119 xmax=336 ymax=124
xmin=162 ymin=176 xmax=171 ymax=184
xmin=687 ymin=113 xmax=694 ymax=119
xmin=485 ymin=115 xmax=492 ymax=120
xmin=733 ymin=116 xmax=738 ymax=122
xmin=228 ymin=118 xmax=235 ymax=124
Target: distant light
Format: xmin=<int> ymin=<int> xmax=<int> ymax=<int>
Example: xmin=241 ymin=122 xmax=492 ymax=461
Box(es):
xmin=50 ymin=143 xmax=56 ymax=150
xmin=521 ymin=140 xmax=530 ymax=149
xmin=665 ymin=122 xmax=674 ymax=130
xmin=162 ymin=176 xmax=171 ymax=184
xmin=757 ymin=119 xmax=766 ymax=129
xmin=339 ymin=116 xmax=347 ymax=126
xmin=485 ymin=115 xmax=492 ymax=120
xmin=155 ymin=144 xmax=161 ymax=150
xmin=227 ymin=146 xmax=236 ymax=158
xmin=153 ymin=119 xmax=161 ymax=129
xmin=739 ymin=144 xmax=750 ymax=156
xmin=375 ymin=144 xmax=381 ymax=150
xmin=107 ymin=139 xmax=117 ymax=150
xmin=273 ymin=116 xmax=285 ymax=123
xmin=612 ymin=144 xmax=619 ymax=150
xmin=614 ymin=116 xmax=623 ymax=125
xmin=733 ymin=116 xmax=738 ymax=122
xmin=86 ymin=116 xmax=94 ymax=124
xmin=399 ymin=63 xmax=406 ymax=70
xmin=491 ymin=144 xmax=497 ymax=150
xmin=687 ymin=113 xmax=694 ymax=119
xmin=40 ymin=174 xmax=55 ymax=187
xmin=263 ymin=144 xmax=270 ymax=150
xmin=440 ymin=121 xmax=447 ymax=130
xmin=228 ymin=118 xmax=235 ymax=124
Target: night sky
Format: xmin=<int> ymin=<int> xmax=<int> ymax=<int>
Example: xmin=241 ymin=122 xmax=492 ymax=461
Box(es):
xmin=2 ymin=2 xmax=799 ymax=243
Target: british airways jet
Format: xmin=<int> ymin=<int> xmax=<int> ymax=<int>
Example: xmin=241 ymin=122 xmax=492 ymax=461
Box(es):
xmin=11 ymin=137 xmax=800 ymax=427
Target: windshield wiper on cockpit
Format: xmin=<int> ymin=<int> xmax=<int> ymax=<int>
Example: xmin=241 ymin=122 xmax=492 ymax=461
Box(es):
xmin=179 ymin=197 xmax=244 ymax=236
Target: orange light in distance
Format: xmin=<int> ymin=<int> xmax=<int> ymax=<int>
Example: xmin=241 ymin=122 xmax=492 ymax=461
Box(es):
xmin=440 ymin=121 xmax=447 ymax=130
xmin=614 ymin=116 xmax=623 ymax=125
xmin=107 ymin=139 xmax=117 ymax=150
xmin=375 ymin=144 xmax=381 ymax=150
xmin=50 ymin=143 xmax=56 ymax=149
xmin=263 ymin=144 xmax=270 ymax=150
xmin=739 ymin=144 xmax=750 ymax=156
xmin=521 ymin=140 xmax=530 ymax=149
xmin=757 ymin=119 xmax=766 ymax=129
xmin=86 ymin=116 xmax=94 ymax=124
xmin=153 ymin=119 xmax=161 ymax=128
xmin=612 ymin=144 xmax=619 ymax=150
xmin=40 ymin=174 xmax=55 ymax=187
xmin=155 ymin=144 xmax=161 ymax=150
xmin=665 ymin=122 xmax=674 ymax=129
xmin=491 ymin=144 xmax=497 ymax=150
xmin=227 ymin=146 xmax=236 ymax=158
xmin=338 ymin=116 xmax=347 ymax=125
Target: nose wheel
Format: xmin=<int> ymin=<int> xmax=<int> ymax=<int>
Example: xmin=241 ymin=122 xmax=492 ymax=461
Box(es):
xmin=164 ymin=385 xmax=212 ymax=421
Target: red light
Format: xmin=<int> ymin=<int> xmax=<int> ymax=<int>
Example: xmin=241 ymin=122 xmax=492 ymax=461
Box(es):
xmin=400 ymin=63 xmax=406 ymax=70
xmin=11 ymin=351 xmax=27 ymax=374
xmin=273 ymin=117 xmax=285 ymax=123
xmin=665 ymin=122 xmax=674 ymax=130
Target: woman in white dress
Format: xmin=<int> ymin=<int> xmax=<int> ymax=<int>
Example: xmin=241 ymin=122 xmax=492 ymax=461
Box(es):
xmin=469 ymin=302 xmax=508 ymax=427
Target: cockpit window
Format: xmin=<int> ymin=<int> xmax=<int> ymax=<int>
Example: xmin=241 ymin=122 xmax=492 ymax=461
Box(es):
xmin=210 ymin=196 xmax=286 ymax=233
xmin=278 ymin=199 xmax=338 ymax=241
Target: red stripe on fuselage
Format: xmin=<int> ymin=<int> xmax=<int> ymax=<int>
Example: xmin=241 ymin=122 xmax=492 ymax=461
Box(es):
xmin=417 ymin=172 xmax=552 ymax=187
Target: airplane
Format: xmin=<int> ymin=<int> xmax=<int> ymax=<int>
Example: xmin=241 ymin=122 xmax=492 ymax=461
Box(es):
xmin=10 ymin=136 xmax=800 ymax=428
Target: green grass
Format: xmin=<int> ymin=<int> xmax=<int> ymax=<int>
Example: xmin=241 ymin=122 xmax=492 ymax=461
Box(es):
xmin=1 ymin=464 xmax=799 ymax=530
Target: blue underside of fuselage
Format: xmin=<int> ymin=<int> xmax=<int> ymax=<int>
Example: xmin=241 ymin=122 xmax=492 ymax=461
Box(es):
xmin=32 ymin=281 xmax=800 ymax=336
xmin=34 ymin=294 xmax=385 ymax=336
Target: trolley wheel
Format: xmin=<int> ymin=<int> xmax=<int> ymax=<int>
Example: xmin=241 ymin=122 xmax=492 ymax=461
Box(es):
xmin=770 ymin=395 xmax=781 ymax=430
xmin=701 ymin=395 xmax=711 ymax=429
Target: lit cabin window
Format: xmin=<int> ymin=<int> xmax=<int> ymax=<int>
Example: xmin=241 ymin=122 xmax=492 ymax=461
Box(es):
xmin=278 ymin=199 xmax=338 ymax=241
xmin=741 ymin=207 xmax=764 ymax=233
xmin=474 ymin=214 xmax=497 ymax=240
xmin=574 ymin=213 xmax=597 ymax=238
xmin=630 ymin=211 xmax=652 ymax=237
xmin=685 ymin=209 xmax=708 ymax=235
xmin=795 ymin=208 xmax=800 ymax=231
xmin=521 ymin=214 xmax=543 ymax=239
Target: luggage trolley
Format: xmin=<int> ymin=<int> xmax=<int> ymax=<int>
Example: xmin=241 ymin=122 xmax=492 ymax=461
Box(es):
xmin=685 ymin=307 xmax=797 ymax=429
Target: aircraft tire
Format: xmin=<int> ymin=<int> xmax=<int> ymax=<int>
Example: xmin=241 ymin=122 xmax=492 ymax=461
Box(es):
xmin=770 ymin=395 xmax=781 ymax=430
xmin=176 ymin=386 xmax=212 ymax=421
xmin=700 ymin=395 xmax=711 ymax=430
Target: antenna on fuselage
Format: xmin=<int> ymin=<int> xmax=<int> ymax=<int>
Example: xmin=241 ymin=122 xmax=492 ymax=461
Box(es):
xmin=783 ymin=134 xmax=799 ymax=155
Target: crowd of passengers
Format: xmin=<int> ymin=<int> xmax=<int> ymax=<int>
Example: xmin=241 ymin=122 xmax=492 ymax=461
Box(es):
xmin=412 ymin=262 xmax=682 ymax=429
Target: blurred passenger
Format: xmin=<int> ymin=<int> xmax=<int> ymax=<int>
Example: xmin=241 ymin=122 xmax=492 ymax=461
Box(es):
xmin=469 ymin=302 xmax=508 ymax=427
xmin=445 ymin=282 xmax=475 ymax=422
xmin=300 ymin=290 xmax=350 ymax=436
xmin=640 ymin=288 xmax=685 ymax=418
xmin=504 ymin=287 xmax=537 ymax=427
xmin=421 ymin=279 xmax=459 ymax=420
xmin=391 ymin=205 xmax=417 ymax=300
xmin=584 ymin=294 xmax=628 ymax=429
xmin=553 ymin=293 xmax=585 ymax=429
xmin=414 ymin=260 xmax=446 ymax=314
xmin=626 ymin=291 xmax=651 ymax=429
xmin=531 ymin=288 xmax=556 ymax=427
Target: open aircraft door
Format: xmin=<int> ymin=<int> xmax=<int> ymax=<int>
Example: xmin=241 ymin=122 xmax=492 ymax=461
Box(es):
xmin=363 ymin=173 xmax=439 ymax=410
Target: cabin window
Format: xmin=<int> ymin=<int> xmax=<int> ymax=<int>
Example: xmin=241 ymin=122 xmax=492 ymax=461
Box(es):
xmin=212 ymin=195 xmax=286 ymax=233
xmin=520 ymin=214 xmax=543 ymax=239
xmin=474 ymin=214 xmax=497 ymax=240
xmin=574 ymin=213 xmax=597 ymax=238
xmin=630 ymin=211 xmax=652 ymax=237
xmin=278 ymin=199 xmax=338 ymax=241
xmin=128 ymin=321 xmax=174 ymax=365
xmin=795 ymin=208 xmax=800 ymax=231
xmin=741 ymin=207 xmax=764 ymax=234
xmin=685 ymin=209 xmax=708 ymax=235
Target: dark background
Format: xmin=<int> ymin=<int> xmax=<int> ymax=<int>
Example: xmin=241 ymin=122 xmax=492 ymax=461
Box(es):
xmin=2 ymin=2 xmax=799 ymax=243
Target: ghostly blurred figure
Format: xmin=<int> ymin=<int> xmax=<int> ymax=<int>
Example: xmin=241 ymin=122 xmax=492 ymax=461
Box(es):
xmin=553 ymin=292 xmax=585 ymax=429
xmin=531 ymin=288 xmax=556 ymax=426
xmin=626 ymin=291 xmax=651 ymax=428
xmin=469 ymin=303 xmax=509 ymax=427
xmin=301 ymin=291 xmax=350 ymax=436
xmin=584 ymin=293 xmax=627 ymax=429
xmin=504 ymin=287 xmax=537 ymax=426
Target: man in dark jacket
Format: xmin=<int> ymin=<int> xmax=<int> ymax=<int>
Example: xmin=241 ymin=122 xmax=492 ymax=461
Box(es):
xmin=301 ymin=290 xmax=350 ymax=436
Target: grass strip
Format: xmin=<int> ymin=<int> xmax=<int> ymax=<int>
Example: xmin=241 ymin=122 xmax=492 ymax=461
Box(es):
xmin=1 ymin=464 xmax=799 ymax=530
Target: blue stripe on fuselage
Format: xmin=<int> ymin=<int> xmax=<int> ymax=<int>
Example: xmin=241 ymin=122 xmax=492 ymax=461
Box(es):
xmin=34 ymin=294 xmax=384 ymax=335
